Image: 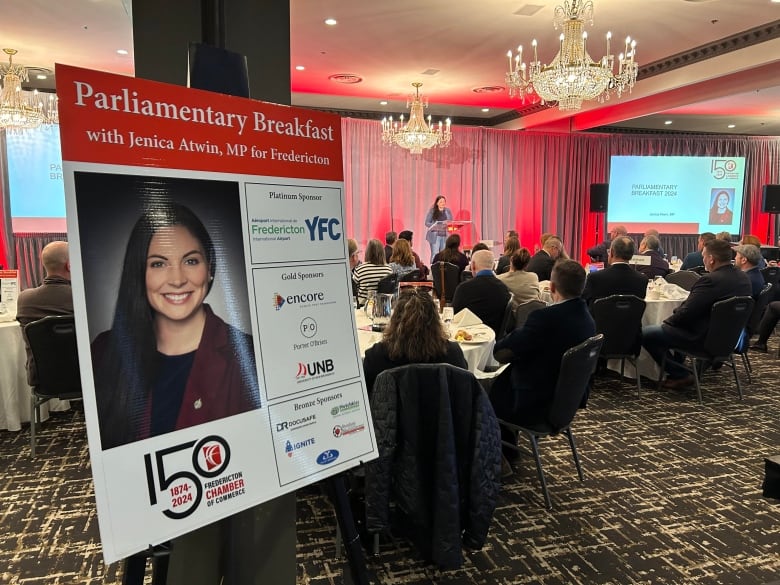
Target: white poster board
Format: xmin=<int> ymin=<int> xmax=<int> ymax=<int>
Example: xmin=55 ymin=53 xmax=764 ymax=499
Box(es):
xmin=56 ymin=64 xmax=377 ymax=563
xmin=0 ymin=270 xmax=19 ymax=321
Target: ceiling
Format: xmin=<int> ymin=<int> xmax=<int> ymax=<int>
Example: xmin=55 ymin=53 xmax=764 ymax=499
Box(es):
xmin=3 ymin=0 xmax=780 ymax=135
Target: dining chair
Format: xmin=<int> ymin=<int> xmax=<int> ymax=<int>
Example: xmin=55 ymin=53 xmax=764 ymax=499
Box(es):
xmin=376 ymin=272 xmax=399 ymax=295
xmin=761 ymin=266 xmax=780 ymax=286
xmin=497 ymin=334 xmax=604 ymax=509
xmin=431 ymin=261 xmax=461 ymax=306
xmin=513 ymin=299 xmax=546 ymax=330
xmin=399 ymin=269 xmax=421 ymax=282
xmin=658 ymin=296 xmax=754 ymax=404
xmin=733 ymin=283 xmax=773 ymax=382
xmin=496 ymin=293 xmax=515 ymax=340
xmin=24 ymin=315 xmax=83 ymax=458
xmin=666 ymin=269 xmax=700 ymax=291
xmin=591 ymin=295 xmax=646 ymax=395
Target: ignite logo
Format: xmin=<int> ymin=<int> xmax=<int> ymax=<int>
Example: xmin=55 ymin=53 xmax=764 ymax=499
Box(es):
xmin=285 ymin=437 xmax=316 ymax=457
xmin=273 ymin=293 xmax=285 ymax=310
xmin=202 ymin=443 xmax=223 ymax=471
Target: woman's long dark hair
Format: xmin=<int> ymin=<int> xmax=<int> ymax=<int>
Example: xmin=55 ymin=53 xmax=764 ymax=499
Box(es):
xmin=431 ymin=196 xmax=447 ymax=221
xmin=96 ymin=202 xmax=215 ymax=448
xmin=439 ymin=234 xmax=461 ymax=264
xmin=382 ymin=290 xmax=449 ymax=362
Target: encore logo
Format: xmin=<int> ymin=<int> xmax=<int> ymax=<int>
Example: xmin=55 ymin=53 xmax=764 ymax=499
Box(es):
xmin=273 ymin=290 xmax=325 ymax=311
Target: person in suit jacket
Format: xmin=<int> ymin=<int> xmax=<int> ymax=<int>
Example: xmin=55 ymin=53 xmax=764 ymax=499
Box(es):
xmin=587 ymin=225 xmax=627 ymax=263
xmin=680 ymin=232 xmax=716 ymax=270
xmin=526 ymin=236 xmax=563 ymax=282
xmin=636 ymin=235 xmax=671 ymax=280
xmin=491 ymin=259 xmax=596 ymax=429
xmin=452 ymin=249 xmax=511 ymax=335
xmin=734 ymin=244 xmax=764 ymax=299
xmin=384 ymin=231 xmax=397 ymax=263
xmin=582 ymin=236 xmax=647 ymax=307
xmin=642 ymin=238 xmax=752 ymax=388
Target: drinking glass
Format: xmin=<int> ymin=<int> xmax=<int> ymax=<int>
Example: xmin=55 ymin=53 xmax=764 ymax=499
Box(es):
xmin=372 ymin=293 xmax=395 ymax=331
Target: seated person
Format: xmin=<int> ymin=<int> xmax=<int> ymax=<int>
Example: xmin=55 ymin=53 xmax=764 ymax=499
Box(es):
xmin=642 ymin=239 xmax=751 ymax=388
xmin=490 ymin=260 xmax=596 ymax=430
xmin=587 ymin=225 xmax=627 ymax=263
xmin=636 ymin=235 xmax=671 ymax=280
xmin=496 ymin=236 xmax=520 ymax=275
xmin=452 ymin=250 xmax=511 ymax=335
xmin=526 ymin=236 xmax=563 ymax=282
xmin=352 ymin=239 xmax=392 ymax=306
xmin=750 ymin=301 xmax=780 ymax=353
xmin=497 ymin=247 xmax=541 ymax=306
xmin=739 ymin=234 xmax=767 ymax=269
xmin=582 ymin=236 xmax=647 ymax=307
xmin=384 ymin=231 xmax=397 ymax=263
xmin=388 ymin=238 xmax=417 ymax=279
xmin=734 ymin=244 xmax=764 ymax=299
xmin=362 ymin=289 xmax=467 ymax=394
xmin=644 ymin=228 xmax=665 ymax=257
xmin=681 ymin=232 xmax=715 ymax=270
xmin=432 ymin=233 xmax=469 ymax=272
xmin=398 ymin=230 xmax=429 ymax=279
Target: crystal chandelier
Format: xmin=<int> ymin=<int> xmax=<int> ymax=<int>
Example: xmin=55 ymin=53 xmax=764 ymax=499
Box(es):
xmin=0 ymin=48 xmax=59 ymax=131
xmin=505 ymin=0 xmax=638 ymax=111
xmin=381 ymin=83 xmax=451 ymax=155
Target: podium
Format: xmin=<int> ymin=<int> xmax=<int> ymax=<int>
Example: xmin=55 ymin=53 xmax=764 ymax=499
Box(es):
xmin=446 ymin=220 xmax=471 ymax=234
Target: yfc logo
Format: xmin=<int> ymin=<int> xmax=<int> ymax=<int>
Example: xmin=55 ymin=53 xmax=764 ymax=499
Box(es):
xmin=273 ymin=293 xmax=285 ymax=310
xmin=316 ymin=449 xmax=340 ymax=465
xmin=305 ymin=216 xmax=341 ymax=241
xmin=296 ymin=359 xmax=335 ymax=379
xmin=285 ymin=437 xmax=316 ymax=457
xmin=711 ymin=159 xmax=738 ymax=180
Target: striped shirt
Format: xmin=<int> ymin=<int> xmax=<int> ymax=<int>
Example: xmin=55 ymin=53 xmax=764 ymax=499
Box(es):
xmin=353 ymin=263 xmax=392 ymax=304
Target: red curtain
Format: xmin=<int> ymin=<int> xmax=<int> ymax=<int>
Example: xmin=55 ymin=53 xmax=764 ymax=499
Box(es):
xmin=342 ymin=117 xmax=780 ymax=262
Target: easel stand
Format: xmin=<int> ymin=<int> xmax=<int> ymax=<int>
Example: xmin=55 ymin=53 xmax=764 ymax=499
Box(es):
xmin=328 ymin=475 xmax=370 ymax=585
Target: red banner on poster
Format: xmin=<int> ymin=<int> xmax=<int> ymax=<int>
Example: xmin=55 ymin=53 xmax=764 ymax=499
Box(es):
xmin=55 ymin=64 xmax=343 ymax=182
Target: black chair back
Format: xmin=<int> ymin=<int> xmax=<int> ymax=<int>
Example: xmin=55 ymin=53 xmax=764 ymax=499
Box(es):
xmin=761 ymin=266 xmax=780 ymax=286
xmin=376 ymin=272 xmax=399 ymax=294
xmin=25 ymin=315 xmax=82 ymax=398
xmin=547 ymin=334 xmax=604 ymax=432
xmin=591 ymin=295 xmax=646 ymax=358
xmin=400 ymin=269 xmax=421 ymax=282
xmin=746 ymin=283 xmax=773 ymax=335
xmin=497 ymin=293 xmax=515 ymax=339
xmin=513 ymin=299 xmax=546 ymax=329
xmin=460 ymin=270 xmax=473 ymax=283
xmin=702 ymin=296 xmax=754 ymax=359
xmin=431 ymin=261 xmax=461 ymax=303
xmin=666 ymin=270 xmax=700 ymax=291
xmin=689 ymin=266 xmax=707 ymax=275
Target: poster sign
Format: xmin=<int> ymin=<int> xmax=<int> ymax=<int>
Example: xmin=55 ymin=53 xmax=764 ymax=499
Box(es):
xmin=55 ymin=64 xmax=377 ymax=563
xmin=0 ymin=269 xmax=19 ymax=321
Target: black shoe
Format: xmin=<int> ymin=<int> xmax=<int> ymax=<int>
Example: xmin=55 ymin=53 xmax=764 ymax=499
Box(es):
xmin=750 ymin=343 xmax=768 ymax=353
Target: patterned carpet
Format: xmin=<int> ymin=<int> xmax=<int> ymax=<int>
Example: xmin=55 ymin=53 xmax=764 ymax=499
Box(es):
xmin=3 ymin=348 xmax=780 ymax=585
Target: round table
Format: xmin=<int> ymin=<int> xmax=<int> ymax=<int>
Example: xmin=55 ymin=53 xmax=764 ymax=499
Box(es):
xmin=355 ymin=310 xmax=496 ymax=373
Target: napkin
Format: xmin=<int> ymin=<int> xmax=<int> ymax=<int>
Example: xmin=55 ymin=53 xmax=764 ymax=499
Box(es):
xmin=659 ymin=283 xmax=689 ymax=300
xmin=452 ymin=308 xmax=483 ymax=327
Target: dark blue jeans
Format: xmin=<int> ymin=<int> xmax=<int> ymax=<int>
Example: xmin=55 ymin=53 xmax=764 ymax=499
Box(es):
xmin=641 ymin=325 xmax=697 ymax=380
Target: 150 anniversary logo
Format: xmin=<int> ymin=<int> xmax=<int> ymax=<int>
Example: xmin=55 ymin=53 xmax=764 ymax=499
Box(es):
xmin=144 ymin=435 xmax=245 ymax=519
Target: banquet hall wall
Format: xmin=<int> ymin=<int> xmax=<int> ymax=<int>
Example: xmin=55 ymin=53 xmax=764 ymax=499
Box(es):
xmin=342 ymin=117 xmax=780 ymax=261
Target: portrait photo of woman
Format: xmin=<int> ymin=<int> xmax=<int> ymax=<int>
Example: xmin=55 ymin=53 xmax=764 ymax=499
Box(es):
xmin=74 ymin=172 xmax=261 ymax=449
xmin=708 ymin=189 xmax=734 ymax=225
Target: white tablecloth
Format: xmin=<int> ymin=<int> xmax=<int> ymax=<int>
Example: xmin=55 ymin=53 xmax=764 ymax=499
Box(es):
xmin=607 ymin=296 xmax=686 ymax=381
xmin=0 ymin=321 xmax=69 ymax=431
xmin=355 ymin=310 xmax=495 ymax=373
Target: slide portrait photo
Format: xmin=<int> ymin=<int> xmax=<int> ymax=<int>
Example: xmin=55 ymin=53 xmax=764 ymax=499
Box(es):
xmin=74 ymin=172 xmax=261 ymax=450
xmin=708 ymin=188 xmax=734 ymax=225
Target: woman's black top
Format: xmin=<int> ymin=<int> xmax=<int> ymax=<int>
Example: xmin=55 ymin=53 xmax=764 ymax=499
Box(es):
xmin=150 ymin=351 xmax=196 ymax=437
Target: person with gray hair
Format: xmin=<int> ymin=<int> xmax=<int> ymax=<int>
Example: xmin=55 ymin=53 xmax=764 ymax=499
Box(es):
xmin=587 ymin=225 xmax=628 ymax=263
xmin=734 ymin=244 xmax=764 ymax=299
xmin=637 ymin=234 xmax=671 ymax=280
xmin=526 ymin=236 xmax=563 ymax=281
xmin=16 ymin=241 xmax=74 ymax=384
xmin=581 ymin=236 xmax=647 ymax=307
xmin=452 ymin=249 xmax=511 ymax=336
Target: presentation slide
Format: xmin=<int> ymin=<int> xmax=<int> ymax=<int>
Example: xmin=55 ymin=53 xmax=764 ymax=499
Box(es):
xmin=607 ymin=156 xmax=746 ymax=235
xmin=5 ymin=124 xmax=66 ymax=232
